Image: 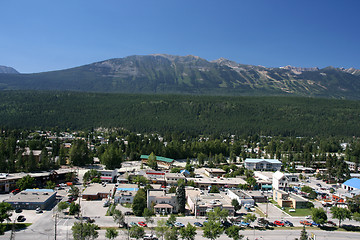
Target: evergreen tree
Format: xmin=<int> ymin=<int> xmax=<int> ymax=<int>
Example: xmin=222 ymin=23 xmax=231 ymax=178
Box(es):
xmin=132 ymin=188 xmax=147 ymax=216
xmin=101 ymin=143 xmax=123 ymax=170
xmin=300 ymin=226 xmax=308 ymax=240
xmin=176 ymin=182 xmax=186 ymax=214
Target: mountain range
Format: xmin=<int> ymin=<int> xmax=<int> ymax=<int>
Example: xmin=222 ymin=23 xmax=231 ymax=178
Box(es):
xmin=1 ymin=54 xmax=360 ymax=99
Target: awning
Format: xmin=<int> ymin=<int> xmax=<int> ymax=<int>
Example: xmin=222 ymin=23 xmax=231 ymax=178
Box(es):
xmin=101 ymin=177 xmax=112 ymax=180
xmin=154 ymin=204 xmax=173 ymax=209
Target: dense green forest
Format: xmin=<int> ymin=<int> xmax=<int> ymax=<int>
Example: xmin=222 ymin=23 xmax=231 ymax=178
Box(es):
xmin=0 ymin=91 xmax=360 ymax=137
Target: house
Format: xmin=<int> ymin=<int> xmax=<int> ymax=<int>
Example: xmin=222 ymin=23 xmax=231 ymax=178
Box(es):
xmin=272 ymin=171 xmax=299 ymax=191
xmin=5 ymin=189 xmax=56 ymax=210
xmin=204 ymin=168 xmax=226 ymax=178
xmin=82 ymin=183 xmax=116 ymax=200
xmin=244 ymin=158 xmax=282 ymax=171
xmin=342 ymin=178 xmax=360 ymax=191
xmin=273 ymin=189 xmax=308 ymax=209
xmin=147 ymin=189 xmax=178 ymax=214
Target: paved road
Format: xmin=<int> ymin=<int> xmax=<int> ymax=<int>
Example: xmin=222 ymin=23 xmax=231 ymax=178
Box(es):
xmin=4 ymin=226 xmax=360 ymax=240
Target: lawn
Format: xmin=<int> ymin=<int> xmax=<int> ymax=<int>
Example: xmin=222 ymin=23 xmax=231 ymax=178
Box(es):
xmin=270 ymin=199 xmax=312 ymax=216
xmin=283 ymin=207 xmax=312 ymax=216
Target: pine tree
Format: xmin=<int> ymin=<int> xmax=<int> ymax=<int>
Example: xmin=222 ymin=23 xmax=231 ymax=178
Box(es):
xmin=176 ymin=182 xmax=186 ymax=214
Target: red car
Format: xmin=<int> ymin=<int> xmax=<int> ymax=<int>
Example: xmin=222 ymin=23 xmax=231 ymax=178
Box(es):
xmin=274 ymin=221 xmax=284 ymax=226
xmin=300 ymin=220 xmax=312 ymax=226
xmin=138 ymin=221 xmax=147 ymax=227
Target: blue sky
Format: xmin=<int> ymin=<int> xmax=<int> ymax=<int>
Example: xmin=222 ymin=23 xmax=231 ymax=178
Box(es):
xmin=1 ymin=0 xmax=359 ymax=73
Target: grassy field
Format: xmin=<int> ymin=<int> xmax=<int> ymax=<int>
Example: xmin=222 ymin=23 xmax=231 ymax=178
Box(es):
xmin=270 ymin=199 xmax=312 ymax=216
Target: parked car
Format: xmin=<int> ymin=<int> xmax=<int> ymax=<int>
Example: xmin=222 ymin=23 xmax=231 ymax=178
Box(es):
xmin=15 ymin=208 xmax=22 ymax=213
xmin=35 ymin=207 xmax=43 ymax=214
xmin=221 ymin=221 xmax=232 ymax=228
xmin=138 ymin=221 xmax=147 ymax=227
xmin=143 ymin=234 xmax=158 ymax=240
xmin=125 ymin=211 xmax=134 ymax=215
xmin=257 ymin=218 xmax=270 ymax=227
xmin=274 ymin=221 xmax=284 ymax=227
xmin=283 ymin=220 xmax=293 ymax=227
xmin=305 ymin=215 xmax=312 ymax=219
xmin=130 ymin=222 xmax=138 ymax=227
xmin=311 ymin=221 xmax=320 ymax=227
xmin=11 ymin=189 xmax=20 ymax=194
xmin=174 ymin=222 xmax=185 ymax=228
xmin=103 ymin=200 xmax=110 ymax=207
xmin=17 ymin=215 xmax=26 ymax=222
xmin=194 ymin=222 xmax=203 ymax=227
xmin=240 ymin=222 xmax=250 ymax=227
xmin=300 ymin=220 xmax=312 ymax=226
xmin=326 ymin=220 xmax=336 ymax=226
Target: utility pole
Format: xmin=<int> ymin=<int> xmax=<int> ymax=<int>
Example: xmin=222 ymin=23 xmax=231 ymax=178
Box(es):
xmin=10 ymin=217 xmax=15 ymax=240
xmin=54 ymin=211 xmax=57 ymax=240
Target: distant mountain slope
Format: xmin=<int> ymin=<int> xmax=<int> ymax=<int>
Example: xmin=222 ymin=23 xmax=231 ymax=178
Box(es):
xmin=0 ymin=54 xmax=359 ymax=99
xmin=0 ymin=65 xmax=19 ymax=74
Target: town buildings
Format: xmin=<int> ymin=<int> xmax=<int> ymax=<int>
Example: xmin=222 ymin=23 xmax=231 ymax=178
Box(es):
xmin=244 ymin=158 xmax=282 ymax=171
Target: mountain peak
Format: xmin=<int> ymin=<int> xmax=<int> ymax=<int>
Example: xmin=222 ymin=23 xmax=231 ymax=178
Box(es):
xmin=0 ymin=65 xmax=19 ymax=74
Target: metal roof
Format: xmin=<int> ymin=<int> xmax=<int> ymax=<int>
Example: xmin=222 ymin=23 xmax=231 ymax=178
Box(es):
xmin=343 ymin=178 xmax=360 ymax=190
xmin=140 ymin=155 xmax=174 ymax=163
xmin=244 ymin=158 xmax=281 ymax=164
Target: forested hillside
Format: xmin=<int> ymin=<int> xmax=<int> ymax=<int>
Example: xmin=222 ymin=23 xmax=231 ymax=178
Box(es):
xmin=0 ymin=55 xmax=360 ymax=99
xmin=0 ymin=91 xmax=359 ymax=137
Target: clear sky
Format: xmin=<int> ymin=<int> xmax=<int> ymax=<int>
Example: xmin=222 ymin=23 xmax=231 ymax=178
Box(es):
xmin=1 ymin=0 xmax=359 ymax=73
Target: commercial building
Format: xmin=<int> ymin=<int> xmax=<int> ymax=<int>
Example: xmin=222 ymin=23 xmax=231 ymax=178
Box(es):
xmin=99 ymin=169 xmax=118 ymax=183
xmin=114 ymin=184 xmax=138 ymax=204
xmin=165 ymin=173 xmax=186 ymax=186
xmin=204 ymin=168 xmax=226 ymax=178
xmin=244 ymin=159 xmax=282 ymax=171
xmin=82 ymin=183 xmax=116 ymax=200
xmin=226 ymin=189 xmax=255 ymax=206
xmin=342 ymin=178 xmax=360 ymax=191
xmin=0 ymin=169 xmax=74 ymax=193
xmin=273 ymin=189 xmax=308 ymax=209
xmin=5 ymin=189 xmax=57 ymax=210
xmin=272 ymin=171 xmax=299 ymax=191
xmin=187 ymin=189 xmax=234 ymax=216
xmin=141 ymin=155 xmax=174 ymax=168
xmin=186 ymin=176 xmax=246 ymax=190
xmin=147 ymin=189 xmax=178 ymax=214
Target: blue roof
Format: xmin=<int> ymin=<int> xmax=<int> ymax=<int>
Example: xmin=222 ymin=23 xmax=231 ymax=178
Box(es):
xmin=343 ymin=178 xmax=360 ymax=189
xmin=244 ymin=158 xmax=281 ymax=164
xmin=180 ymin=170 xmax=190 ymax=174
xmin=25 ymin=189 xmax=55 ymax=192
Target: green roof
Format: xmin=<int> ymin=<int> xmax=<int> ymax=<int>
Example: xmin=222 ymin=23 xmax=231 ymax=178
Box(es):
xmin=140 ymin=155 xmax=174 ymax=163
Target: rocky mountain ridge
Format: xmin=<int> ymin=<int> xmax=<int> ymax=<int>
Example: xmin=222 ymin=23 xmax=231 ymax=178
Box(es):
xmin=0 ymin=54 xmax=360 ymax=99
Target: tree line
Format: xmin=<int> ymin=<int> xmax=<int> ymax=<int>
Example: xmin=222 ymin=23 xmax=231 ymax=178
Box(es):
xmin=0 ymin=91 xmax=360 ymax=137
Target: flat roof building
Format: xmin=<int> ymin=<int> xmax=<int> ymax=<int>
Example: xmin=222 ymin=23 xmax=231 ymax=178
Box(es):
xmin=244 ymin=158 xmax=282 ymax=171
xmin=82 ymin=183 xmax=116 ymax=200
xmin=5 ymin=189 xmax=56 ymax=210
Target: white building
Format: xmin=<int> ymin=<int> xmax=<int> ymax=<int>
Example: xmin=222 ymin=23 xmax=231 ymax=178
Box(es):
xmin=244 ymin=159 xmax=282 ymax=171
xmin=99 ymin=169 xmax=118 ymax=183
xmin=272 ymin=171 xmax=299 ymax=191
xmin=147 ymin=189 xmax=178 ymax=214
xmin=114 ymin=184 xmax=138 ymax=204
xmin=226 ymin=189 xmax=255 ymax=207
